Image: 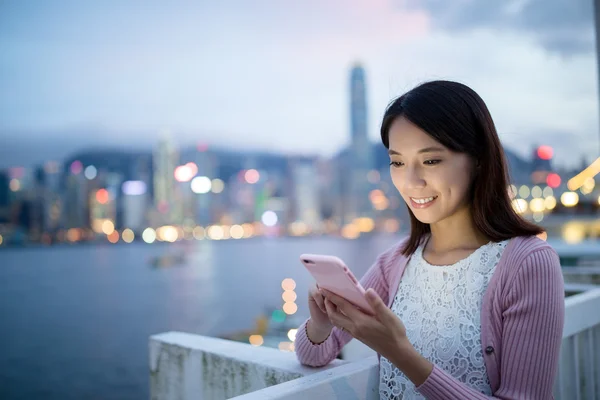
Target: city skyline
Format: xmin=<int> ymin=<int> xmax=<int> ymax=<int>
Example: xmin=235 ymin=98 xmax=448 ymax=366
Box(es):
xmin=1 ymin=0 xmax=598 ymax=169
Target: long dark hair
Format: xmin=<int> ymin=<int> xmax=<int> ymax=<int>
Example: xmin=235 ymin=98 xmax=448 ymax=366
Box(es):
xmin=380 ymin=80 xmax=543 ymax=256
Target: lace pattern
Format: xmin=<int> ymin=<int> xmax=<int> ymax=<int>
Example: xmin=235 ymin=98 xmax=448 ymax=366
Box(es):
xmin=379 ymin=240 xmax=509 ymax=399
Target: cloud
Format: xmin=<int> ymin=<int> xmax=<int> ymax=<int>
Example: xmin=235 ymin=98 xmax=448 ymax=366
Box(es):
xmin=401 ymin=0 xmax=596 ymax=57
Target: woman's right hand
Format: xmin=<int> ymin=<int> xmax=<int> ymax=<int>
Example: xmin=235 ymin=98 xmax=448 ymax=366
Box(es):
xmin=307 ymin=284 xmax=334 ymax=335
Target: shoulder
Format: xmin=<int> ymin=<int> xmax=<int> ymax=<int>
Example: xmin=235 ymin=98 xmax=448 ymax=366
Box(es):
xmin=501 ymin=236 xmax=563 ymax=300
xmin=375 ymin=236 xmax=411 ymax=281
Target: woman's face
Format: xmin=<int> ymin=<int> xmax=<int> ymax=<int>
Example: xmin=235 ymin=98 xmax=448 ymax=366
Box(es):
xmin=387 ymin=116 xmax=476 ymax=225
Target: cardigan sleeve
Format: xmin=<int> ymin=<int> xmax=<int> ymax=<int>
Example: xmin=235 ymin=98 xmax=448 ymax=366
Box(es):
xmin=295 ymin=252 xmax=392 ymax=367
xmin=416 ymin=247 xmax=565 ymax=399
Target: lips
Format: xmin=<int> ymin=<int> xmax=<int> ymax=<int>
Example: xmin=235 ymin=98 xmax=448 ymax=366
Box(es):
xmin=409 ymin=196 xmax=438 ymax=209
xmin=410 ymin=196 xmax=437 ymax=204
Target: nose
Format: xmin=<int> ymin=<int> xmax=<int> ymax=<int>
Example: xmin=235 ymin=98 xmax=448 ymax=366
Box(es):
xmin=403 ymin=166 xmax=426 ymax=190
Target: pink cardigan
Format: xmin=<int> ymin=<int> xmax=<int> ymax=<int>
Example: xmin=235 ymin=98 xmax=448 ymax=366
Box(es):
xmin=295 ymin=236 xmax=565 ymax=399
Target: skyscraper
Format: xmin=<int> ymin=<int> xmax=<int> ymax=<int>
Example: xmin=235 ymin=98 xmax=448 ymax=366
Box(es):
xmin=153 ymin=134 xmax=181 ymax=224
xmin=348 ymin=64 xmax=374 ymax=220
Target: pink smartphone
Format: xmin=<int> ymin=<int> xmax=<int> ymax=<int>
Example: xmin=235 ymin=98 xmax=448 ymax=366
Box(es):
xmin=300 ymin=254 xmax=374 ymax=315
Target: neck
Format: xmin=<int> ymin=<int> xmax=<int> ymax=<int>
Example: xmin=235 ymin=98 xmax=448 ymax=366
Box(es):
xmin=427 ymin=206 xmax=489 ymax=253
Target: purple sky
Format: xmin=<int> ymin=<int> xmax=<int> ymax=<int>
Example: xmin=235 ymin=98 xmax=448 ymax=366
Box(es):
xmin=0 ymin=0 xmax=598 ymax=168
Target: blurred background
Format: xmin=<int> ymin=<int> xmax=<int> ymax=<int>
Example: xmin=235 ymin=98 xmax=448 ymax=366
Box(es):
xmin=1 ymin=1 xmax=599 ymax=399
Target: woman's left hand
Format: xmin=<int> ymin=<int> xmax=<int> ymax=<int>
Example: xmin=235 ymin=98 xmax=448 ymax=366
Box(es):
xmin=321 ymin=288 xmax=410 ymax=360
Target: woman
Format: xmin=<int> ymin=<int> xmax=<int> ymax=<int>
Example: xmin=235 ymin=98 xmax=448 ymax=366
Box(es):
xmin=295 ymin=80 xmax=564 ymax=399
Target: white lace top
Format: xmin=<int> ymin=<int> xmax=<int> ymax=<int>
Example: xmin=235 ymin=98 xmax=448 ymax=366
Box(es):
xmin=379 ymin=240 xmax=509 ymax=399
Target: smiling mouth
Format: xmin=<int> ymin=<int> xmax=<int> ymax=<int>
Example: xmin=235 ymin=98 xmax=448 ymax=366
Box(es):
xmin=410 ymin=196 xmax=438 ymax=204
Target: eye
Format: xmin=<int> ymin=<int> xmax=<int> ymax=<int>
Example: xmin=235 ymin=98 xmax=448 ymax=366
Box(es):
xmin=424 ymin=160 xmax=441 ymax=165
xmin=389 ymin=161 xmax=404 ymax=168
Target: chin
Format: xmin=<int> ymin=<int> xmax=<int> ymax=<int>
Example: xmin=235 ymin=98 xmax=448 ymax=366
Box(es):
xmin=410 ymin=209 xmax=444 ymax=225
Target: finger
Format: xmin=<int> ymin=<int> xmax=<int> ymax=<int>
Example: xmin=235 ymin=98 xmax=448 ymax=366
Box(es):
xmin=324 ymin=298 xmax=353 ymax=332
xmin=365 ymin=289 xmax=393 ymax=323
xmin=321 ymin=289 xmax=363 ymax=319
xmin=313 ymin=292 xmax=327 ymax=313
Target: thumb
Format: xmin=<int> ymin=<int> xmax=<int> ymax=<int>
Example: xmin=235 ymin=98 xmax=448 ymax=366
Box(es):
xmin=365 ymin=288 xmax=388 ymax=317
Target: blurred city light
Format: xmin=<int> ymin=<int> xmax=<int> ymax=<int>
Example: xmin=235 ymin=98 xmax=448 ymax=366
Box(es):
xmin=581 ymin=177 xmax=595 ymax=195
xmin=562 ymin=222 xmax=586 ymax=244
xmin=96 ymin=189 xmax=109 ymax=204
xmin=230 ymin=225 xmax=244 ymax=239
xmin=281 ymin=279 xmax=296 ymax=291
xmin=211 ymin=178 xmax=224 ymax=193
xmin=262 ymin=211 xmax=278 ymax=227
xmin=341 ymin=223 xmax=360 ymax=239
xmin=249 ymin=335 xmax=264 ymax=346
xmin=242 ymin=223 xmax=254 ymax=238
xmin=107 ymin=231 xmax=119 ymax=244
xmin=245 ymin=169 xmax=260 ymax=184
xmin=70 ymin=160 xmax=83 ymax=174
xmin=287 ymin=329 xmax=298 ymax=342
xmin=102 ymin=220 xmax=115 ymax=235
xmin=512 ymin=199 xmax=528 ymax=214
xmin=355 ymin=217 xmax=375 ymax=233
xmin=207 ymin=225 xmax=224 ymax=240
xmin=142 ymin=228 xmax=156 ymax=243
xmin=542 ymin=186 xmax=554 ymax=198
xmin=174 ymin=165 xmax=194 ymax=182
xmin=84 ymin=165 xmax=97 ymax=180
xmin=531 ymin=186 xmax=542 ymax=198
xmin=560 ymin=192 xmax=579 ymax=207
xmin=271 ymin=309 xmax=286 ymax=323
xmin=518 ymin=185 xmax=530 ymax=199
xmin=544 ymin=196 xmax=557 ymax=210
xmin=282 ymin=290 xmax=297 ymax=302
xmin=567 ymin=157 xmax=600 ymax=191
xmin=529 ymin=198 xmax=545 ymax=213
xmin=186 ymin=162 xmax=198 ymax=176
xmin=537 ymin=145 xmax=553 ymax=160
xmin=193 ymin=226 xmax=205 ymax=240
xmin=546 ymin=173 xmax=561 ymax=189
xmin=283 ymin=302 xmax=298 ymax=315
xmin=9 ymin=179 xmax=20 ymax=192
xmin=158 ymin=226 xmax=178 ymax=242
xmin=122 ymin=181 xmax=147 ymax=195
xmin=0 ymin=234 xmax=3 ymax=246
xmin=122 ymin=229 xmax=135 ymax=243
xmin=191 ymin=176 xmax=211 ymax=194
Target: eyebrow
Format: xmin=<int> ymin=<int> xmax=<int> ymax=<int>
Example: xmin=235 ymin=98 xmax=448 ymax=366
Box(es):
xmin=388 ymin=146 xmax=446 ymax=156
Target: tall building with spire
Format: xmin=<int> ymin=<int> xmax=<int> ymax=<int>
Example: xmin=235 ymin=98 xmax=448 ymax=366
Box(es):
xmin=348 ymin=63 xmax=374 ymax=220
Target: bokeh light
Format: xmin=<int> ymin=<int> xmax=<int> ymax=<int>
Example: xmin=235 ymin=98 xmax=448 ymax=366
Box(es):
xmin=211 ymin=179 xmax=224 ymax=193
xmin=249 ymin=335 xmax=264 ymax=346
xmin=560 ymin=192 xmax=579 ymax=207
xmin=245 ymin=169 xmax=260 ymax=184
xmin=281 ymin=278 xmax=296 ymax=291
xmin=283 ymin=302 xmax=298 ymax=315
xmin=191 ymin=176 xmax=211 ymax=194
xmin=122 ymin=229 xmax=135 ymax=243
xmin=102 ymin=220 xmax=115 ymax=235
xmin=107 ymin=231 xmax=119 ymax=244
xmin=262 ymin=211 xmax=278 ymax=227
xmin=511 ymin=199 xmax=528 ymax=214
xmin=84 ymin=165 xmax=97 ymax=180
xmin=282 ymin=290 xmax=297 ymax=302
xmin=287 ymin=329 xmax=298 ymax=342
xmin=142 ymin=228 xmax=156 ymax=243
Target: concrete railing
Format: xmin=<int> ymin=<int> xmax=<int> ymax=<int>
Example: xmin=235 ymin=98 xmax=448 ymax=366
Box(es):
xmin=151 ymin=286 xmax=600 ymax=400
